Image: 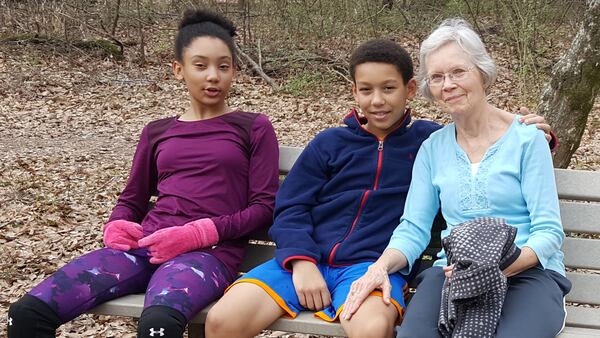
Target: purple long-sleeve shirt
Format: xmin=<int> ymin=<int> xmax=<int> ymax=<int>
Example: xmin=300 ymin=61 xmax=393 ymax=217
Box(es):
xmin=108 ymin=111 xmax=279 ymax=277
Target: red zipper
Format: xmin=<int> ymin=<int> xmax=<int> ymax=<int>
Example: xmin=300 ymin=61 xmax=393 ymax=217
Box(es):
xmin=373 ymin=140 xmax=384 ymax=189
xmin=328 ymin=190 xmax=371 ymax=265
xmin=327 ymin=140 xmax=385 ymax=266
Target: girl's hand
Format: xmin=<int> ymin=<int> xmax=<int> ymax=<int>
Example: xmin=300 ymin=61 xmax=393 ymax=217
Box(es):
xmin=138 ymin=218 xmax=219 ymax=264
xmin=341 ymin=264 xmax=391 ymax=321
xmin=103 ymin=220 xmax=144 ymax=251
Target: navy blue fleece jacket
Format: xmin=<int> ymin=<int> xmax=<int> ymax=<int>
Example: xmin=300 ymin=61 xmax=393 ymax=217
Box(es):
xmin=269 ymin=109 xmax=442 ymax=270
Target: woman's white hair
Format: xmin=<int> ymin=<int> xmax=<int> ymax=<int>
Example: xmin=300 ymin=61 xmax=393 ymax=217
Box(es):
xmin=417 ymin=18 xmax=497 ymax=101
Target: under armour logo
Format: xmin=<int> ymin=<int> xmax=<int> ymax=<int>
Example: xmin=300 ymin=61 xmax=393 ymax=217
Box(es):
xmin=8 ymin=317 xmax=13 ymax=326
xmin=149 ymin=327 xmax=164 ymax=337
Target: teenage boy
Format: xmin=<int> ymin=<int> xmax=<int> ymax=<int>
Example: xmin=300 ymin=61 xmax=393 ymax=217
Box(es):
xmin=205 ymin=39 xmax=553 ymax=338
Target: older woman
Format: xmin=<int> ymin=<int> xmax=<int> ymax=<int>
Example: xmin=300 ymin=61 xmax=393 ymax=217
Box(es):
xmin=341 ymin=19 xmax=570 ymax=338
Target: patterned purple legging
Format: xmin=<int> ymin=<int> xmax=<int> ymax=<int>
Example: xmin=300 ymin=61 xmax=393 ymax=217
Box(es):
xmin=28 ymin=248 xmax=232 ymax=323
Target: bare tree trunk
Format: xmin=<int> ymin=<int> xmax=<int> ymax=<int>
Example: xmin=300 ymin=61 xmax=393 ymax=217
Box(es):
xmin=537 ymin=0 xmax=600 ymax=168
xmin=111 ymin=0 xmax=122 ymax=36
xmin=238 ymin=0 xmax=249 ymax=44
xmin=135 ymin=0 xmax=146 ymax=65
xmin=245 ymin=0 xmax=252 ymax=43
xmin=462 ymin=0 xmax=485 ymax=44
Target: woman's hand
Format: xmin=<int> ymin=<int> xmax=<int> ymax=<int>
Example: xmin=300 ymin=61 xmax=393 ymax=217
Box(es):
xmin=341 ymin=264 xmax=391 ymax=321
xmin=443 ymin=264 xmax=455 ymax=278
xmin=341 ymin=248 xmax=408 ymax=320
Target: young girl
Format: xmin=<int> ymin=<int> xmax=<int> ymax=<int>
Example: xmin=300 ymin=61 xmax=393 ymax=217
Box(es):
xmin=8 ymin=10 xmax=279 ymax=338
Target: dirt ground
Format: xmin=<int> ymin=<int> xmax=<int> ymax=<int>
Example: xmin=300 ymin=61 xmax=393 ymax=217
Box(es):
xmin=0 ymin=39 xmax=598 ymax=337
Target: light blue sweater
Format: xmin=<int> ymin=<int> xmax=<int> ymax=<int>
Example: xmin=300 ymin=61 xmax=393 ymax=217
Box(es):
xmin=387 ymin=115 xmax=566 ymax=276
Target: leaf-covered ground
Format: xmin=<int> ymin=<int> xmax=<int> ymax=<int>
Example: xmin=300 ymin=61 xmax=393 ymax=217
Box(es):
xmin=1 ymin=39 xmax=598 ymax=337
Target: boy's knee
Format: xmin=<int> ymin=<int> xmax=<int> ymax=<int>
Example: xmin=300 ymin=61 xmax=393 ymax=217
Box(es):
xmin=346 ymin=316 xmax=395 ymax=338
xmin=205 ymin=304 xmax=239 ymax=336
xmin=137 ymin=306 xmax=187 ymax=338
xmin=8 ymin=295 xmax=62 ymax=338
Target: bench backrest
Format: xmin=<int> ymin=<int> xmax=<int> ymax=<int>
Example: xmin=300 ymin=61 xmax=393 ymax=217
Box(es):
xmin=237 ymin=146 xmax=303 ymax=272
xmin=555 ymin=169 xmax=600 ymax=308
xmin=241 ymin=147 xmax=600 ymax=311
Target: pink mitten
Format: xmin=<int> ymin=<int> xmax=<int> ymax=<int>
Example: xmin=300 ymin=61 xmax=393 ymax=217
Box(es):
xmin=137 ymin=218 xmax=219 ymax=264
xmin=103 ymin=220 xmax=144 ymax=251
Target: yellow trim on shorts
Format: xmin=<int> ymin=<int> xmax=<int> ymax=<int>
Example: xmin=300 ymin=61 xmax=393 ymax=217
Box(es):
xmin=226 ymin=278 xmax=297 ymax=318
xmin=370 ymin=290 xmax=405 ymax=323
xmin=314 ymin=305 xmax=345 ymax=322
xmin=314 ymin=289 xmax=405 ymax=323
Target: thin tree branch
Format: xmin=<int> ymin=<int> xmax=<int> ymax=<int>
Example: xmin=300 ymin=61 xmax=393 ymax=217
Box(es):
xmin=462 ymin=0 xmax=486 ymax=44
xmin=56 ymin=11 xmax=124 ymax=55
xmin=257 ymin=38 xmax=262 ymax=70
xmin=111 ymin=0 xmax=121 ymax=36
xmin=234 ymin=43 xmax=279 ymax=90
xmin=327 ymin=65 xmax=352 ymax=84
xmin=135 ymin=0 xmax=146 ymax=65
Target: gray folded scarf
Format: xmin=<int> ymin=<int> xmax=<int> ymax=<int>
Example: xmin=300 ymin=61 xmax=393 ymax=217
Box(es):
xmin=438 ymin=217 xmax=520 ymax=338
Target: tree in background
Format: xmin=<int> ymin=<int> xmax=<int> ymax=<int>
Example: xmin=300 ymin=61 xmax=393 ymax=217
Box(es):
xmin=1 ymin=0 xmax=596 ymax=157
xmin=538 ymin=0 xmax=600 ymax=168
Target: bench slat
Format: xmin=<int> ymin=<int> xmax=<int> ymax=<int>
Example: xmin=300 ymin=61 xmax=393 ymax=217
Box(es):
xmin=563 ymin=238 xmax=600 ymax=270
xmin=89 ymin=295 xmax=599 ymax=336
xmin=559 ymin=326 xmax=600 ymax=337
xmin=88 ymin=294 xmax=145 ymax=317
xmin=565 ymin=305 xmax=600 ymax=330
xmin=556 ymin=169 xmax=600 ymax=202
xmin=267 ymin=311 xmax=347 ymax=337
xmin=561 ymin=201 xmax=600 ymax=234
xmin=90 ymin=297 xmax=347 ymax=337
xmin=279 ymin=146 xmax=303 ymax=174
xmin=566 ymin=272 xmax=600 ymax=305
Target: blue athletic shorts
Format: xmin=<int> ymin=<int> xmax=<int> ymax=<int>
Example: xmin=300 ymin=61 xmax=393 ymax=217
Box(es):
xmin=228 ymin=258 xmax=407 ymax=322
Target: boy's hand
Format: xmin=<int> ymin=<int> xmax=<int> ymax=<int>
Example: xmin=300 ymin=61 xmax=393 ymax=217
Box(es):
xmin=341 ymin=264 xmax=391 ymax=321
xmin=291 ymin=260 xmax=331 ymax=311
xmin=518 ymin=107 xmax=552 ymax=142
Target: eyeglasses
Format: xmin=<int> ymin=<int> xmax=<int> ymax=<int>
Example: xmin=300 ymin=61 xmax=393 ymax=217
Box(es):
xmin=426 ymin=66 xmax=475 ymax=86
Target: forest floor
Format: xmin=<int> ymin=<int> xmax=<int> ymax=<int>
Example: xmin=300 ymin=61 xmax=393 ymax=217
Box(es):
xmin=1 ymin=32 xmax=599 ymax=337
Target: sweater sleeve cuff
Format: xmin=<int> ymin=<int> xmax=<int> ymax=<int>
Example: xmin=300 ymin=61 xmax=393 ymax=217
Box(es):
xmin=523 ymin=240 xmax=550 ymax=269
xmin=386 ymin=245 xmax=418 ymax=275
xmin=280 ymin=256 xmax=318 ymax=272
xmin=499 ymin=245 xmax=521 ymax=270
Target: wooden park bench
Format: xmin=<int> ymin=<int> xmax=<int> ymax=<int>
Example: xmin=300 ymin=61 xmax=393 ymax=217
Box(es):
xmin=88 ymin=146 xmax=600 ymax=337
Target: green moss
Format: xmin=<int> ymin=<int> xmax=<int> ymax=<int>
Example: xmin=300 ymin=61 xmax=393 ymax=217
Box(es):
xmin=280 ymin=72 xmax=325 ymax=97
xmin=73 ymin=39 xmax=123 ymax=58
xmin=2 ymin=35 xmax=123 ymax=59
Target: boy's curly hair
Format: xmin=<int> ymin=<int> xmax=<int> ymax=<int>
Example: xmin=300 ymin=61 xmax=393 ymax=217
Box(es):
xmin=349 ymin=39 xmax=414 ymax=84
